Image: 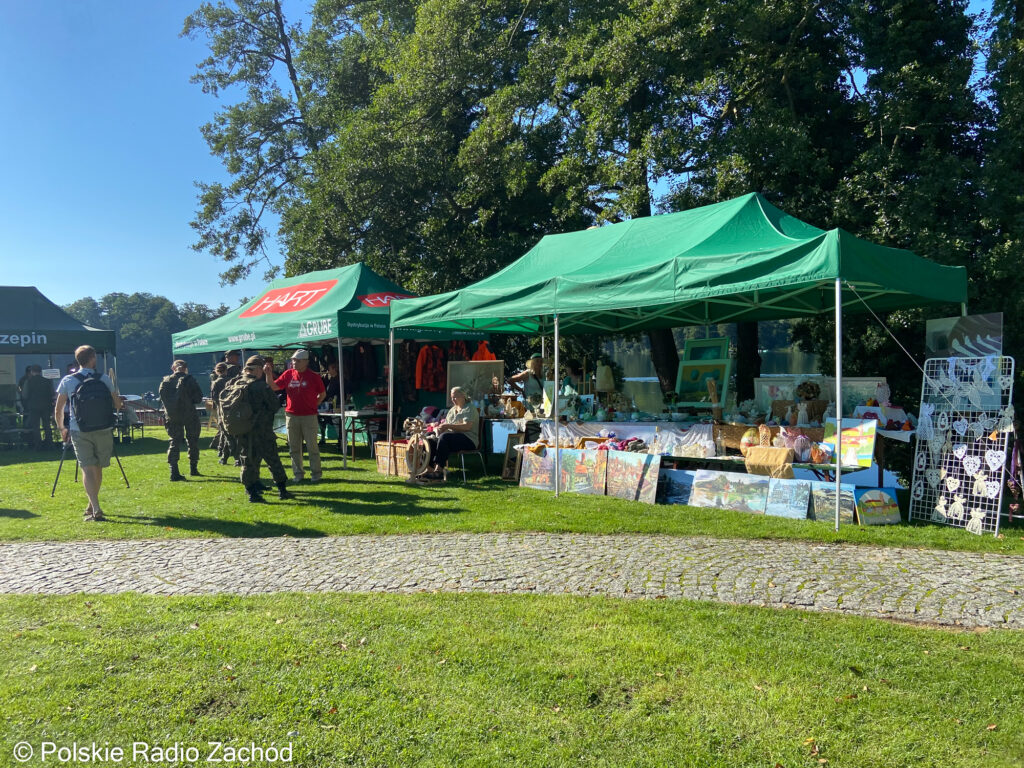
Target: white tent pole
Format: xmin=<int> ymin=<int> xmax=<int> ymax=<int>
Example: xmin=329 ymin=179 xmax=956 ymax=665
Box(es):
xmin=834 ymin=278 xmax=843 ymax=533
xmin=387 ymin=329 xmax=395 ymax=476
xmin=337 ymin=335 xmax=347 ymax=469
xmin=553 ymin=315 xmax=560 ymax=498
xmin=541 ymin=335 xmax=546 ymax=360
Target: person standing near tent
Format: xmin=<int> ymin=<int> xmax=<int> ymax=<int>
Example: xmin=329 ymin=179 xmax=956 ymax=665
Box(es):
xmin=227 ymin=355 xmax=292 ymax=503
xmin=267 ymin=350 xmax=325 ymax=483
xmin=509 ymin=353 xmax=545 ymax=401
xmin=53 ymin=345 xmax=122 ymax=522
xmin=22 ymin=365 xmax=55 ymax=449
xmin=159 ymin=360 xmax=204 ymax=481
xmin=209 ymin=362 xmax=239 ymax=466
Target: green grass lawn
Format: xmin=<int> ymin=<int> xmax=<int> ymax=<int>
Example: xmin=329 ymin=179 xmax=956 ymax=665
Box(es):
xmin=2 ymin=592 xmax=1022 ymax=768
xmin=2 ymin=432 xmax=1024 ymax=554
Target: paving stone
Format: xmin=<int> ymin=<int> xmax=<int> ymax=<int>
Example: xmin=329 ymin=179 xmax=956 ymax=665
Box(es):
xmin=1 ymin=534 xmax=1024 ymax=629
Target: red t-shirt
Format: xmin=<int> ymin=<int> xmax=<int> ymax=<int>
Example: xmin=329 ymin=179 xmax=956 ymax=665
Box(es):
xmin=274 ymin=368 xmax=325 ymax=415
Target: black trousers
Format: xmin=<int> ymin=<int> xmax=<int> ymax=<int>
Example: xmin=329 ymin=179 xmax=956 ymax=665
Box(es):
xmin=429 ymin=432 xmax=476 ymax=468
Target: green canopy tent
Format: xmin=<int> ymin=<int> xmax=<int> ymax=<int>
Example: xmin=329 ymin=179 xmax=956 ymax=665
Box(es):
xmin=0 ymin=286 xmax=116 ymax=355
xmin=389 ymin=193 xmax=968 ymax=526
xmin=171 ymin=263 xmax=484 ymax=466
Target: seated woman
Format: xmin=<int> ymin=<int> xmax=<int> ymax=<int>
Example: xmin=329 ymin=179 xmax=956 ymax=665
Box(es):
xmin=419 ymin=386 xmax=480 ymax=481
xmin=508 ymin=353 xmax=545 ymax=402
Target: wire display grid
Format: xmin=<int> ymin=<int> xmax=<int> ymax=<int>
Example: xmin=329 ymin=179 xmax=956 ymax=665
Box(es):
xmin=909 ymin=356 xmax=1014 ymax=536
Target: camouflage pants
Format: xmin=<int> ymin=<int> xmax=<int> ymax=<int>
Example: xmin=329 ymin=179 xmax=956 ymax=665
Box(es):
xmin=214 ymin=426 xmax=240 ymax=461
xmin=239 ymin=427 xmax=287 ymax=487
xmin=166 ymin=418 xmax=201 ymax=466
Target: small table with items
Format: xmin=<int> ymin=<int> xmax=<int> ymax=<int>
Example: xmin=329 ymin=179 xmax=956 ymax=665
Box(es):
xmin=319 ymin=409 xmax=389 ymax=458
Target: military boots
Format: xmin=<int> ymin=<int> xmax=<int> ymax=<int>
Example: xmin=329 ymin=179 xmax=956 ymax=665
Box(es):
xmin=189 ymin=462 xmax=201 ymax=477
xmin=277 ymin=481 xmax=293 ymax=500
xmin=246 ymin=485 xmax=265 ymax=503
xmin=169 ymin=465 xmax=186 ymax=482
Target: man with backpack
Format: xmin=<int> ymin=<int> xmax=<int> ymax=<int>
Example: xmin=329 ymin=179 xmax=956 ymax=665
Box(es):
xmin=53 ymin=345 xmax=121 ymax=522
xmin=159 ymin=359 xmax=204 ymax=481
xmin=222 ymin=355 xmax=293 ymax=503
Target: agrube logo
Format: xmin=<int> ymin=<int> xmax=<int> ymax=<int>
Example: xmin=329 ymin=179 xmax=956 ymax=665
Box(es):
xmin=240 ymin=280 xmax=338 ymax=318
xmin=358 ymin=292 xmax=412 ymax=307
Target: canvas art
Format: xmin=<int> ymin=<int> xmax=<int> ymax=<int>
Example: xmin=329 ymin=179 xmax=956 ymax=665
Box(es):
xmin=519 ymin=448 xmax=554 ymax=491
xmin=855 ymin=488 xmax=902 ymax=526
xmin=823 ymin=418 xmax=877 ymax=468
xmin=925 ymin=313 xmax=1002 ymax=358
xmin=500 ymin=433 xmax=525 ymax=481
xmin=683 ymin=337 xmax=729 ymax=361
xmin=447 ymin=360 xmax=504 ymax=402
xmin=661 ymin=469 xmax=698 ymax=505
xmin=690 ymin=470 xmax=769 ymax=514
xmin=808 ymin=481 xmax=857 ymax=524
xmin=765 ymin=478 xmax=811 ymax=519
xmin=675 ymin=358 xmax=732 ymax=408
xmin=605 ymin=451 xmax=660 ymax=504
xmin=557 ymin=449 xmax=608 ymax=495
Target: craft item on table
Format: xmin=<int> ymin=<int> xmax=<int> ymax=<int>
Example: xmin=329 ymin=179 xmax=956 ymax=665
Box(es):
xmin=595 ymin=363 xmax=615 ymax=393
xmin=765 ymin=478 xmax=811 ymax=519
xmin=796 ymin=402 xmax=811 ymax=427
xmin=792 ymin=434 xmax=812 ymax=462
xmin=743 ymin=446 xmax=796 ymax=479
xmin=915 ymin=451 xmax=927 ymax=471
xmin=809 ymin=442 xmax=828 ymax=464
xmin=875 ymin=381 xmax=892 ymax=407
xmin=783 ymin=405 xmax=794 ymax=426
xmin=917 ymin=403 xmax=935 ymax=441
xmin=948 ymin=494 xmax=966 ymax=521
xmin=772 ymin=434 xmax=785 ymax=448
xmin=794 ymin=379 xmax=821 ymax=401
xmin=933 ymin=496 xmax=948 ymax=522
xmin=854 ymin=488 xmax=902 ymax=526
xmin=824 ymin=401 xmax=836 ymax=420
xmin=966 ymin=506 xmax=986 ymax=535
xmin=739 ymin=427 xmax=760 ymax=456
xmin=758 ymin=423 xmax=772 ymax=446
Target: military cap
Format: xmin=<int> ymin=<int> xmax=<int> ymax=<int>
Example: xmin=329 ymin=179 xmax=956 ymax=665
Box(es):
xmin=245 ymin=355 xmax=265 ymax=367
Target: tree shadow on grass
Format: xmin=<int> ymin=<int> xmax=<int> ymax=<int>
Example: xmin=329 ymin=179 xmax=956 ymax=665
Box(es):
xmin=0 ymin=508 xmax=39 ymax=519
xmin=121 ymin=512 xmax=329 ymax=539
xmin=298 ymin=488 xmax=462 ymax=516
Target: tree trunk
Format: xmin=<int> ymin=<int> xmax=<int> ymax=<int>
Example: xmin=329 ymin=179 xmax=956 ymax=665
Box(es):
xmin=649 ymin=328 xmax=680 ymax=394
xmin=735 ymin=321 xmax=761 ymax=402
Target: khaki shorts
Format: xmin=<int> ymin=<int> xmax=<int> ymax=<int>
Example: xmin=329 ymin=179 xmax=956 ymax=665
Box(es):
xmin=70 ymin=429 xmax=113 ymax=468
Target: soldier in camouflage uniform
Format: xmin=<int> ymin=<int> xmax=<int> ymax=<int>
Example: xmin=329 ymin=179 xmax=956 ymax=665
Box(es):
xmin=237 ymin=355 xmax=293 ymax=503
xmin=160 ymin=359 xmax=204 ymax=481
xmin=209 ymin=363 xmax=232 ymax=465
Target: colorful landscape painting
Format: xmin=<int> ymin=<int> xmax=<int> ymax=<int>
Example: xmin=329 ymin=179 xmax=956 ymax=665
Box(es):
xmin=765 ymin=478 xmax=811 ymax=519
xmin=690 ymin=470 xmax=769 ymax=514
xmin=662 ymin=469 xmax=698 ymax=505
xmin=605 ymin=452 xmax=660 ymax=504
xmin=558 ymin=448 xmax=608 ymax=495
xmin=808 ymin=481 xmax=857 ymax=524
xmin=855 ymin=487 xmax=902 ymax=525
xmin=519 ymin=448 xmax=554 ymax=491
xmin=823 ymin=418 xmax=877 ymax=468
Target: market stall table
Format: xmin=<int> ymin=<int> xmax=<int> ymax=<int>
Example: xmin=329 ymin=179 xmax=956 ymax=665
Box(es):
xmin=319 ymin=409 xmax=389 ymax=458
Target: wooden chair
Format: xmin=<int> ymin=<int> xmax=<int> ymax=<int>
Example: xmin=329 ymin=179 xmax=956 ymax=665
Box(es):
xmin=445 ymin=417 xmax=488 ymax=482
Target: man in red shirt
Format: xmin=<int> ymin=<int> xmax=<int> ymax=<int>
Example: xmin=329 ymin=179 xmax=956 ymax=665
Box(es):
xmin=266 ymin=349 xmax=326 ymax=482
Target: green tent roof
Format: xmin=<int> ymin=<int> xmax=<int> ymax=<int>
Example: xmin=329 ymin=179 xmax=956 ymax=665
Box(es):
xmin=171 ymin=263 xmax=483 ymax=354
xmin=0 ymin=286 xmax=116 ymax=354
xmin=389 ymin=193 xmax=968 ymax=335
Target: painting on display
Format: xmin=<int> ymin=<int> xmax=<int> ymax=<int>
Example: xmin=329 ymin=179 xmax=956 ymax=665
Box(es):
xmin=675 ymin=358 xmax=732 ymax=408
xmin=683 ymin=338 xmax=729 ymax=361
xmin=808 ymin=481 xmax=857 ymax=524
xmin=764 ymin=478 xmax=811 ymax=519
xmin=447 ymin=360 xmax=504 ymax=403
xmin=854 ymin=488 xmax=902 ymax=526
xmin=662 ymin=469 xmax=698 ymax=505
xmin=518 ymin=448 xmax=554 ymax=491
xmin=925 ymin=313 xmax=1002 ymax=358
xmin=605 ymin=451 xmax=661 ymax=504
xmin=558 ymin=449 xmax=608 ymax=495
xmin=500 ymin=433 xmax=525 ymax=481
xmin=690 ymin=470 xmax=769 ymax=514
xmin=823 ymin=418 xmax=877 ymax=468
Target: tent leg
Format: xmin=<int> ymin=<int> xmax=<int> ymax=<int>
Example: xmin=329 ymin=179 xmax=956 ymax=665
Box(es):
xmin=387 ymin=330 xmax=395 ymax=476
xmin=337 ymin=335 xmax=347 ymax=469
xmin=553 ymin=315 xmax=560 ymax=498
xmin=834 ymin=278 xmax=843 ymax=533
xmin=961 ymin=302 xmax=968 ymax=317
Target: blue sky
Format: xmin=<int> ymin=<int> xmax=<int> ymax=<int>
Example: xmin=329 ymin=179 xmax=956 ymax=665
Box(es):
xmin=0 ymin=1 xmax=270 ymax=310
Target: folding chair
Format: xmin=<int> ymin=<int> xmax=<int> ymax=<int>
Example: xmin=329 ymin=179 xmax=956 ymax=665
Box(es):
xmin=445 ymin=417 xmax=488 ymax=483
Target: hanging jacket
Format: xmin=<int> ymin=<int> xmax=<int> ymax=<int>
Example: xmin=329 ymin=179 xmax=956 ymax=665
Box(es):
xmin=353 ymin=341 xmax=378 ymax=385
xmin=398 ymin=340 xmax=420 ymax=401
xmin=448 ymin=340 xmax=470 ymax=362
xmin=415 ymin=344 xmax=447 ymax=392
xmin=471 ymin=340 xmax=496 ymax=361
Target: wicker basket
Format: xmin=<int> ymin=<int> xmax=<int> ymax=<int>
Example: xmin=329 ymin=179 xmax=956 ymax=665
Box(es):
xmin=375 ymin=441 xmax=411 ymax=477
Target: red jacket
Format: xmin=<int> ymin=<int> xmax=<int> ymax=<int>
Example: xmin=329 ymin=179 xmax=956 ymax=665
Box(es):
xmin=415 ymin=344 xmax=446 ymax=392
xmin=471 ymin=341 xmax=496 ymax=361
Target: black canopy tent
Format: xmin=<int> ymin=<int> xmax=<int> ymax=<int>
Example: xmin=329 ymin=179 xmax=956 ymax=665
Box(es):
xmin=0 ymin=286 xmax=116 ymax=355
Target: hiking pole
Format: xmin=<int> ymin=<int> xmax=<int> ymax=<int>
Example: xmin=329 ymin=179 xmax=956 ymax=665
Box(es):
xmin=51 ymin=439 xmax=70 ymax=497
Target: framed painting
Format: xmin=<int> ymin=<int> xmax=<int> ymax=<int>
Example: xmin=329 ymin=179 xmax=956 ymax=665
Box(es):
xmin=519 ymin=448 xmax=554 ymax=491
xmin=690 ymin=469 xmax=769 ymax=514
xmin=675 ymin=358 xmax=732 ymax=409
xmin=605 ymin=451 xmax=660 ymax=504
xmin=447 ymin=360 xmax=505 ymax=402
xmin=683 ymin=337 xmax=730 ymax=361
xmin=500 ymin=433 xmax=525 ymax=481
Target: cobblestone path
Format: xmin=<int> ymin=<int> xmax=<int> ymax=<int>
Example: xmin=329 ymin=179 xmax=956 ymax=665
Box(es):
xmin=2 ymin=534 xmax=1023 ymax=629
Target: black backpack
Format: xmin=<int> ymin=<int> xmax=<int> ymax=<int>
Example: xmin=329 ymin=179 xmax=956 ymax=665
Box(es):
xmin=71 ymin=372 xmax=115 ymax=432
